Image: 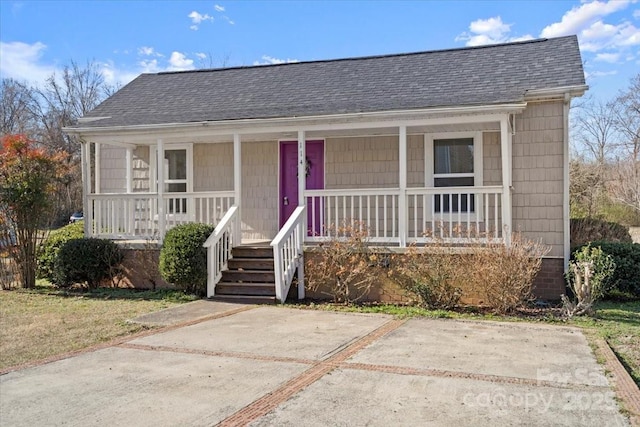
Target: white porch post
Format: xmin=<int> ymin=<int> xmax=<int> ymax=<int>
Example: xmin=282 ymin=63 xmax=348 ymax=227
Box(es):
xmin=156 ymin=138 xmax=166 ymax=240
xmin=233 ymin=133 xmax=242 ymax=246
xmin=297 ymin=130 xmax=306 ymax=208
xmin=94 ymin=143 xmax=101 ymax=194
xmin=125 ymin=147 xmax=134 ymax=235
xmin=297 ymin=130 xmax=306 ymax=299
xmin=80 ymin=141 xmax=91 ymax=237
xmin=500 ymin=117 xmax=512 ymax=246
xmin=125 ymin=148 xmax=133 ymax=193
xmin=398 ymin=125 xmax=407 ymax=247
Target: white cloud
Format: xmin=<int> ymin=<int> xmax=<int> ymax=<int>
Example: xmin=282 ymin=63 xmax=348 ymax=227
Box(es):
xmin=214 ymin=5 xmax=225 ymax=12
xmin=594 ymin=52 xmax=621 ymax=62
xmin=167 ymin=51 xmax=195 ymax=71
xmin=0 ymin=41 xmax=57 ymax=85
xmin=139 ymin=59 xmax=160 ymax=73
xmin=585 ymin=69 xmax=618 ymax=79
xmin=578 ymin=20 xmax=640 ymax=51
xmin=455 ymin=16 xmax=533 ymax=46
xmin=99 ymin=61 xmax=137 ymax=86
xmin=634 ymin=9 xmax=640 ymax=19
xmin=138 ymin=46 xmax=160 ymax=56
xmin=541 ymin=0 xmax=631 ymax=38
xmin=469 ymin=16 xmax=511 ymax=39
xmin=538 ymin=0 xmax=639 ymax=56
xmin=195 ymin=52 xmax=207 ymax=60
xmin=188 ymin=10 xmax=213 ymax=30
xmin=223 ymin=16 xmax=235 ymax=25
xmin=252 ymin=55 xmax=300 ymax=66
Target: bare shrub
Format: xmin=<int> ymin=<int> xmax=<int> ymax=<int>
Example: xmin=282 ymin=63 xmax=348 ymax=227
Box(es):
xmin=306 ymin=222 xmax=382 ymax=303
xmin=468 ymin=234 xmax=550 ymax=314
xmin=389 ymin=244 xmax=463 ymax=309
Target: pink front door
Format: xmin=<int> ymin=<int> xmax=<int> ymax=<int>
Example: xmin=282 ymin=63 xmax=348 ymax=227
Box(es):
xmin=279 ymin=140 xmax=324 ymax=233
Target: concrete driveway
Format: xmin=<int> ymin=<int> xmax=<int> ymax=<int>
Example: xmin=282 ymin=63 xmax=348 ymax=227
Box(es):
xmin=0 ymin=303 xmax=629 ymax=426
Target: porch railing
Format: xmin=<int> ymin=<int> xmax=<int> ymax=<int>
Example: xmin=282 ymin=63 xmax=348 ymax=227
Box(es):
xmin=304 ymin=188 xmax=400 ymax=243
xmin=204 ymin=205 xmax=240 ymax=298
xmin=304 ymin=186 xmax=505 ymax=244
xmin=87 ymin=191 xmax=234 ymax=239
xmin=406 ymin=186 xmax=504 ymax=243
xmin=271 ymin=206 xmax=306 ymax=303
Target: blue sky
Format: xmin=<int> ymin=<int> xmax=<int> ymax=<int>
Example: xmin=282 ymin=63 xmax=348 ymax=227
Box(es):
xmin=1 ymin=0 xmax=639 ymax=101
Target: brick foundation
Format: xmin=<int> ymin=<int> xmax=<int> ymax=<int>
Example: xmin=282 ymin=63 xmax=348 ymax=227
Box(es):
xmin=304 ymin=252 xmax=567 ymax=304
xmin=115 ymin=248 xmax=171 ymax=290
xmin=531 ymin=257 xmax=566 ymax=301
xmin=116 ymin=248 xmax=566 ymax=303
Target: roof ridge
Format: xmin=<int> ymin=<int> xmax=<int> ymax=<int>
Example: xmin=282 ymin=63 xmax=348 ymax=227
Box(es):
xmin=156 ymin=36 xmax=574 ymax=76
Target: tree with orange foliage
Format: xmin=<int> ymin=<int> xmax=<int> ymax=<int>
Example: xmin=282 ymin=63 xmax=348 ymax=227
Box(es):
xmin=0 ymin=135 xmax=65 ymax=288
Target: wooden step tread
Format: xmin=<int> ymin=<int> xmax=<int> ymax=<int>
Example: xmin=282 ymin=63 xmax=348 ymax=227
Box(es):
xmin=216 ymin=282 xmax=275 ymax=296
xmin=221 ymin=270 xmax=275 ymax=283
xmin=232 ymin=247 xmax=273 ymax=258
xmin=228 ymin=258 xmax=274 ymax=270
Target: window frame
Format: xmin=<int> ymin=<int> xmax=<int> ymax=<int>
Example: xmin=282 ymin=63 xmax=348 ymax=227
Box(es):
xmin=150 ymin=143 xmax=194 ymax=194
xmin=424 ymin=131 xmax=484 ymax=220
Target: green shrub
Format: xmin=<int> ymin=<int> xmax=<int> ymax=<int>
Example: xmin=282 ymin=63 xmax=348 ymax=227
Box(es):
xmin=159 ymin=223 xmax=215 ymax=296
xmin=53 ymin=238 xmax=123 ymax=289
xmin=570 ymin=217 xmax=632 ymax=247
xmin=563 ymin=244 xmax=616 ymax=317
xmin=574 ymin=242 xmax=640 ymax=298
xmin=37 ymin=221 xmax=84 ymax=281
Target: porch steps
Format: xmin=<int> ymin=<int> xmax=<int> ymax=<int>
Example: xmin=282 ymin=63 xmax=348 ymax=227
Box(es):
xmin=213 ymin=245 xmax=277 ymax=304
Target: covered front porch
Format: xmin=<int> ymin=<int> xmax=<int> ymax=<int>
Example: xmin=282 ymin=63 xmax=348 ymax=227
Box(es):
xmin=79 ymin=106 xmax=521 ymax=301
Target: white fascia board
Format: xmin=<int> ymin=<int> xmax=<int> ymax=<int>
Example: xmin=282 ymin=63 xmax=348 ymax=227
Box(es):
xmin=64 ymin=103 xmax=527 ymax=144
xmin=524 ymin=85 xmax=588 ymax=101
xmin=77 ymin=116 xmax=112 ymax=123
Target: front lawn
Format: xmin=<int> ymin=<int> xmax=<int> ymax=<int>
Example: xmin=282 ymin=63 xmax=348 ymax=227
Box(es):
xmin=0 ymin=285 xmax=196 ymax=371
xmin=570 ymin=300 xmax=640 ymax=386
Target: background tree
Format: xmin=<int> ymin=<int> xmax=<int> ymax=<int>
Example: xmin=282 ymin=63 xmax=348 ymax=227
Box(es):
xmin=0 ymin=79 xmax=39 ymax=136
xmin=569 ymin=73 xmax=640 ymax=225
xmin=1 ymin=60 xmax=115 ymax=225
xmin=610 ymin=74 xmax=640 ymax=214
xmin=0 ymin=135 xmax=65 ymax=288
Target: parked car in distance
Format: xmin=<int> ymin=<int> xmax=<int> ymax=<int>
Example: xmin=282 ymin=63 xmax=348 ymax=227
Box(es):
xmin=69 ymin=211 xmax=84 ymax=224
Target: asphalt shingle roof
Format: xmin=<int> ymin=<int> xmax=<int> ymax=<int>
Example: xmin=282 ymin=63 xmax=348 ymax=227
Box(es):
xmin=79 ymin=36 xmax=585 ymax=128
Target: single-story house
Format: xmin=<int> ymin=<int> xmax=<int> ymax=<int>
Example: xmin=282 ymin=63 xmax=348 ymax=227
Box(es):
xmin=64 ymin=35 xmax=587 ymax=303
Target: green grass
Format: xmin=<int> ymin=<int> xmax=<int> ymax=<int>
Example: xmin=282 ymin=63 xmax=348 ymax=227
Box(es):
xmin=0 ymin=284 xmax=197 ymax=370
xmin=290 ymin=299 xmax=640 ymax=386
xmin=568 ymin=301 xmax=640 ymax=386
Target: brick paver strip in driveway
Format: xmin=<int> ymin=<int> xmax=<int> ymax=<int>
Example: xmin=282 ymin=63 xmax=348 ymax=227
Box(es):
xmin=0 ymin=307 xmax=631 ymax=426
xmin=250 ymin=317 xmax=628 ymax=426
xmin=0 ymin=346 xmax=309 ymax=426
xmin=128 ymin=306 xmax=392 ymax=361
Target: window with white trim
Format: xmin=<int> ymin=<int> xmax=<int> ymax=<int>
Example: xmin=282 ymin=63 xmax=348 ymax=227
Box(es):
xmin=151 ymin=144 xmax=193 ymax=214
xmin=425 ymin=132 xmax=483 ymax=215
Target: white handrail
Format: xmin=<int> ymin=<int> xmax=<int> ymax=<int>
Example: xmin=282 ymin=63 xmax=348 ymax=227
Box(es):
xmin=204 ymin=205 xmax=239 ymax=298
xmin=271 ymin=206 xmax=306 ymax=303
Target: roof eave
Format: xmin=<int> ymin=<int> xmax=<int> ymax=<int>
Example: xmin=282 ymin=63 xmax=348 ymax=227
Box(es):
xmin=523 ymin=85 xmax=588 ymax=102
xmin=64 ymin=102 xmax=528 ymax=136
